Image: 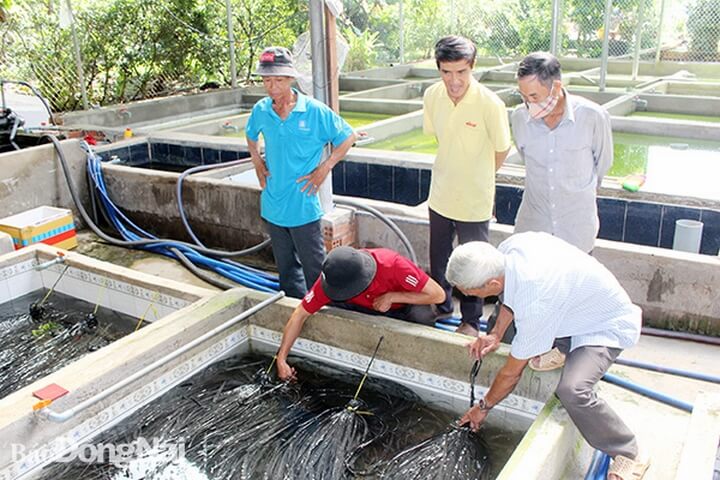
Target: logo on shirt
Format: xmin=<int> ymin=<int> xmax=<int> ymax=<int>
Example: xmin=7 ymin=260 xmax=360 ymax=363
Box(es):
xmin=404 ymin=275 xmax=419 ymax=287
xmin=298 ymin=119 xmax=310 ymax=132
xmin=465 ymin=121 xmax=477 ymax=128
xmin=303 ymin=290 xmax=314 ymax=303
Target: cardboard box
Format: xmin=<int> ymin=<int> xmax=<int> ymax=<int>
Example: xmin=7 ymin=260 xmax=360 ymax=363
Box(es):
xmin=0 ymin=206 xmax=77 ymax=251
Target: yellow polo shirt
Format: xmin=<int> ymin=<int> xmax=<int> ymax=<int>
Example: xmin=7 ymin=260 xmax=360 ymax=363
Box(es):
xmin=423 ymin=79 xmax=511 ymax=221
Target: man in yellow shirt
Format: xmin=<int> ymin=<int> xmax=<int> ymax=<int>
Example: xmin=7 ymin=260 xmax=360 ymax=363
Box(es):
xmin=423 ymin=36 xmax=511 ymax=337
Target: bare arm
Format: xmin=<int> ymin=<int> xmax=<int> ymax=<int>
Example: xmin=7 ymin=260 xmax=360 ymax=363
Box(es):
xmin=276 ymin=303 xmax=313 ymax=381
xmin=247 ymin=138 xmax=269 ymax=190
xmin=460 ymin=354 xmax=529 ymax=430
xmin=468 ymin=303 xmax=514 ymax=359
xmin=299 ymin=133 xmax=357 ymax=194
xmin=372 ymin=277 xmax=446 ymax=312
xmin=495 ymin=148 xmax=510 ymax=171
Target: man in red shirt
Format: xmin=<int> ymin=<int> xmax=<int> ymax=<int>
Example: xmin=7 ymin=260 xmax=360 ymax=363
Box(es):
xmin=276 ymin=246 xmax=446 ymax=381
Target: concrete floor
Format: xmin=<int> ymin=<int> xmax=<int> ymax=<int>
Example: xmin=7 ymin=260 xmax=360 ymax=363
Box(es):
xmin=72 ymin=230 xmax=719 ymax=479
xmin=605 ymin=335 xmax=720 ymax=479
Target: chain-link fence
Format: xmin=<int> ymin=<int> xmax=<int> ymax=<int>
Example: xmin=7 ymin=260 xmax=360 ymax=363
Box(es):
xmin=0 ymin=0 xmax=305 ymax=112
xmin=1 ymin=0 xmax=717 ymax=113
xmin=346 ymin=0 xmax=720 ymax=67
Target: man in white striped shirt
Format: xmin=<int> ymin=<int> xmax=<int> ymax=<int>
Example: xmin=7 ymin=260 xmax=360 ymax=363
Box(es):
xmin=446 ymin=233 xmax=649 ymax=479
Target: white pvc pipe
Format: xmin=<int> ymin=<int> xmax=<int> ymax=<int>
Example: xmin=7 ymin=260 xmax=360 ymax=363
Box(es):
xmin=38 ymin=291 xmax=285 ymax=422
xmin=672 ymin=219 xmax=703 ymax=254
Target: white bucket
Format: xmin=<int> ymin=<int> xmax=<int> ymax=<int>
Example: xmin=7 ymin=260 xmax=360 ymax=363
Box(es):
xmin=0 ymin=231 xmax=13 ymax=255
xmin=672 ymin=219 xmax=703 ymax=254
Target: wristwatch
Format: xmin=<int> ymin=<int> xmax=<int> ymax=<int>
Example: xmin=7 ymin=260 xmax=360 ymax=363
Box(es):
xmin=477 ymin=397 xmax=493 ymax=412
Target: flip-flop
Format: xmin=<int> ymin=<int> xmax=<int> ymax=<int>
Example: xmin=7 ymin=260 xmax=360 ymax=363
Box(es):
xmin=608 ymin=452 xmax=650 ymax=480
xmin=528 ymin=347 xmax=566 ymax=372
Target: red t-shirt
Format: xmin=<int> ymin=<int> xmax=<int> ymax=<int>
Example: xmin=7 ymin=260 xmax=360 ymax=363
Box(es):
xmin=302 ymin=248 xmax=430 ymax=314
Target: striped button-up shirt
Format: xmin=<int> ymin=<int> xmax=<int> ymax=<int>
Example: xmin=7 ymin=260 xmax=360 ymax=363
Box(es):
xmin=511 ymin=92 xmax=613 ymax=253
xmin=500 ymin=232 xmax=641 ymax=360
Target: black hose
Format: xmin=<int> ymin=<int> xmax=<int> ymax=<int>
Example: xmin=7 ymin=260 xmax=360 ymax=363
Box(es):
xmin=0 ymin=79 xmax=55 ymax=125
xmin=175 ymin=158 xmax=272 ymax=254
xmin=334 ymin=197 xmax=417 ymax=264
xmin=469 ymin=359 xmax=482 ymax=408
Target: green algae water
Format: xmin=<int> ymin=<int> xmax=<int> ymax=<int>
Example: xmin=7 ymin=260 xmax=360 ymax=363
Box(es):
xmin=221 ymin=128 xmax=245 ymax=138
xmin=366 ymin=128 xmax=438 ymax=154
xmin=220 ymin=112 xmax=392 ymax=134
xmin=611 ymin=132 xmax=720 ymax=199
xmin=341 ymin=110 xmax=394 ymax=128
xmin=365 ymin=128 xmax=720 ymax=193
xmin=629 ymin=111 xmax=720 ymax=123
xmin=610 ymin=132 xmax=720 ymax=178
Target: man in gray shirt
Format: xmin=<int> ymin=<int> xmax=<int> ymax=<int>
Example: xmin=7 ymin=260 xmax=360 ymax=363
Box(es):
xmin=511 ymin=52 xmax=613 ymax=254
xmin=510 ymin=51 xmax=613 ymax=371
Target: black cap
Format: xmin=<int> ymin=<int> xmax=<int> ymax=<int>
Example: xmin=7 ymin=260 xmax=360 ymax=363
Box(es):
xmin=321 ymin=247 xmax=377 ymax=302
xmin=255 ymin=46 xmax=299 ymax=77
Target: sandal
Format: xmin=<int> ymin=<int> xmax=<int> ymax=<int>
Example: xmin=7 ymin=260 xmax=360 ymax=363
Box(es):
xmin=608 ymin=452 xmax=650 ymax=480
xmin=528 ymin=347 xmax=566 ymax=372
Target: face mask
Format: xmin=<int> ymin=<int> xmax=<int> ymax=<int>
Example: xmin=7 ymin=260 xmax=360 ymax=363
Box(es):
xmin=527 ymin=86 xmax=559 ymax=119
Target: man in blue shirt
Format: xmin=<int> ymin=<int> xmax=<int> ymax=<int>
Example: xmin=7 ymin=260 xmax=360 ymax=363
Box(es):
xmin=246 ymin=46 xmax=355 ymax=298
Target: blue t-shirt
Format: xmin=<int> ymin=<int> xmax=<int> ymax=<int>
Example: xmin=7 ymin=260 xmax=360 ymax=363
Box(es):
xmin=245 ymin=91 xmax=353 ymax=227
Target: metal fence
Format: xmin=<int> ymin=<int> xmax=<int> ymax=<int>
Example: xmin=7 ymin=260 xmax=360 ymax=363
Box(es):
xmin=0 ymin=0 xmax=304 ymax=112
xmin=0 ymin=0 xmax=717 ymax=113
xmin=359 ymin=0 xmax=720 ymax=65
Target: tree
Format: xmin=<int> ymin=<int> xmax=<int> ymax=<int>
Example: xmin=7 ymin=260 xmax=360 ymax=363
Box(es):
xmin=0 ymin=0 xmax=305 ymax=111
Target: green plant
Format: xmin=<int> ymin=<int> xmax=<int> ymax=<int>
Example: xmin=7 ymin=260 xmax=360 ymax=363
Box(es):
xmin=343 ymin=28 xmax=381 ymax=72
xmin=0 ymin=0 xmax=11 ymax=22
xmin=1 ymin=0 xmax=304 ymax=111
xmin=687 ymin=0 xmax=720 ymax=60
xmin=31 ymin=321 xmax=59 ymax=338
xmin=403 ymin=0 xmax=449 ymax=61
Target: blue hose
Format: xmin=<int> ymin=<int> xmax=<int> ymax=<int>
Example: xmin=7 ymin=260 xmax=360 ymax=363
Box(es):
xmin=584 ymin=450 xmax=611 ymax=480
xmin=434 ymin=319 xmax=488 ymax=332
xmin=615 ymin=357 xmax=720 ymax=384
xmin=602 ymin=373 xmax=694 ymax=413
xmin=595 ymin=452 xmax=611 ymax=480
xmin=86 ymin=148 xmax=279 ymax=292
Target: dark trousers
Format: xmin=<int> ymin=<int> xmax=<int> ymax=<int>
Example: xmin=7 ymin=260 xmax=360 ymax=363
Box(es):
xmin=429 ymin=208 xmax=488 ymax=329
xmin=333 ymin=303 xmax=436 ymax=327
xmin=265 ymin=219 xmax=325 ymax=299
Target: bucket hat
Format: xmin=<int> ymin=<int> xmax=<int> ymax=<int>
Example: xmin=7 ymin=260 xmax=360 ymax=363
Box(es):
xmin=321 ymin=247 xmax=377 ymax=302
xmin=255 ymin=46 xmax=299 ymax=78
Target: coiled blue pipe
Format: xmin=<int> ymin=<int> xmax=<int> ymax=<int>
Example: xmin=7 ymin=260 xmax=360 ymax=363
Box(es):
xmin=85 ymin=148 xmax=279 ymax=292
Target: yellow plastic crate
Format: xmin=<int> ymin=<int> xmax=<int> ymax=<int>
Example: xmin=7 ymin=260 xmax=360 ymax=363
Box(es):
xmin=0 ymin=206 xmax=77 ymax=251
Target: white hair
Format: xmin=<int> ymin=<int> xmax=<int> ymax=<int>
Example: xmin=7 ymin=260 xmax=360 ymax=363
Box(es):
xmin=446 ymin=241 xmax=505 ymax=289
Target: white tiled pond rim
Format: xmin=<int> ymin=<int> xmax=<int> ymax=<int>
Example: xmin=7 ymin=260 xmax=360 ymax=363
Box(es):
xmin=3 ymin=324 xmax=543 ymax=479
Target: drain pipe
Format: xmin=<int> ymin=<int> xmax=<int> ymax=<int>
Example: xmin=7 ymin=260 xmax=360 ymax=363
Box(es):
xmin=615 ymin=357 xmax=720 ymax=384
xmin=34 ymin=252 xmax=66 ymax=271
xmin=36 ymin=290 xmax=285 ymax=422
xmin=641 ymin=326 xmax=720 ymax=347
xmin=602 ymin=372 xmax=693 ymax=413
